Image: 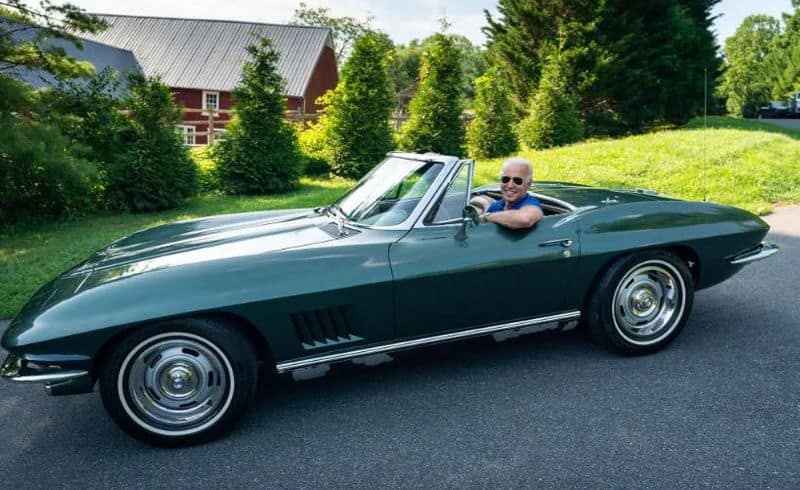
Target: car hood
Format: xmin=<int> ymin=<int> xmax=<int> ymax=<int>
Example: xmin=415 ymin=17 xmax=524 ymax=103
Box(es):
xmin=73 ymin=208 xmax=338 ymax=275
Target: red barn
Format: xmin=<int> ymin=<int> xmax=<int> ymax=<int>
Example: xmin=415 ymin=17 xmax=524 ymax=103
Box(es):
xmin=81 ymin=14 xmax=338 ymax=145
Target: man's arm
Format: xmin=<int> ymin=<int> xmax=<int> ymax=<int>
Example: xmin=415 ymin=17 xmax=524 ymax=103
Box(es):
xmin=484 ymin=206 xmax=543 ymax=229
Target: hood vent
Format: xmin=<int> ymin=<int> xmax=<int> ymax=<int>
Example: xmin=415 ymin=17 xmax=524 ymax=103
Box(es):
xmin=291 ymin=306 xmax=362 ymax=350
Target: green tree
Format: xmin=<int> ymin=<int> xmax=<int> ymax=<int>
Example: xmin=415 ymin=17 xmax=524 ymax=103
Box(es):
xmin=389 ymin=34 xmax=486 ymax=110
xmin=0 ymin=76 xmax=99 ymax=225
xmin=719 ymin=15 xmax=782 ymax=117
xmin=485 ymin=0 xmax=723 ymax=134
xmin=466 ymin=67 xmax=517 ymax=158
xmin=1 ymin=1 xmax=107 ymax=79
xmin=106 ymin=73 xmax=197 ymax=211
xmin=290 ymin=2 xmax=372 ymax=62
xmin=517 ymin=56 xmax=583 ymax=149
xmin=399 ymin=33 xmax=464 ymax=155
xmin=324 ymin=31 xmax=394 ymax=178
xmin=215 ymin=36 xmax=302 ymax=194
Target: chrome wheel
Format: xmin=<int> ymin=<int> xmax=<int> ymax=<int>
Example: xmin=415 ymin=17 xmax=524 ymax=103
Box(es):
xmin=611 ymin=260 xmax=687 ymax=346
xmin=118 ymin=332 xmax=235 ymax=437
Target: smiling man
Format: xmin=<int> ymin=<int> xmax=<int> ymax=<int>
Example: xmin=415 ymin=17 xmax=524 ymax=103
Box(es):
xmin=481 ymin=157 xmax=544 ymax=229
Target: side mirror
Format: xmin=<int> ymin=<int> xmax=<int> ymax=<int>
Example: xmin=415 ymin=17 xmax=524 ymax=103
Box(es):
xmin=462 ymin=205 xmax=480 ymax=226
xmin=455 ymin=205 xmax=480 ymax=241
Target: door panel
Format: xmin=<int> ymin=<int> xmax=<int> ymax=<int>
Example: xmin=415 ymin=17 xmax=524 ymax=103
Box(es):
xmin=390 ymin=215 xmax=580 ymax=339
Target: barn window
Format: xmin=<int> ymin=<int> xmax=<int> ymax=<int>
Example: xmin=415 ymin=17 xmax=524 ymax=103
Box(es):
xmin=176 ymin=125 xmax=196 ymax=145
xmin=202 ymin=91 xmax=219 ymax=113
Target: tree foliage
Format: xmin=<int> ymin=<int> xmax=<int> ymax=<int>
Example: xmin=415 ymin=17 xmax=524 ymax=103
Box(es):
xmin=718 ymin=15 xmax=782 ymax=117
xmin=517 ymin=56 xmax=583 ymax=149
xmin=323 ymin=31 xmax=394 ymax=178
xmin=466 ymin=67 xmax=517 ymax=158
xmin=106 ymin=73 xmax=197 ymax=211
xmin=215 ymin=36 xmax=302 ymax=194
xmin=485 ymin=0 xmax=723 ymax=135
xmin=0 ymin=1 xmax=107 ymax=79
xmin=0 ymin=76 xmax=99 ymax=225
xmin=290 ymin=2 xmax=372 ymax=62
xmin=390 ymin=34 xmax=486 ymax=109
xmin=399 ymin=33 xmax=464 ymax=156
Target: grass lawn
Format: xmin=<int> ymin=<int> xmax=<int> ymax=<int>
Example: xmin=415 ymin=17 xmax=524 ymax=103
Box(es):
xmin=1 ymin=116 xmax=799 ymax=319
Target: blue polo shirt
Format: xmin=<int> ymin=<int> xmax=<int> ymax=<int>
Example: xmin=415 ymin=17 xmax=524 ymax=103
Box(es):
xmin=487 ymin=194 xmax=542 ymax=212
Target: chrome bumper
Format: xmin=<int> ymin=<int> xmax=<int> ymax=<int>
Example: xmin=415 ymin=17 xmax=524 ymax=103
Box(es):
xmin=1 ymin=353 xmax=92 ymax=395
xmin=730 ymin=241 xmax=780 ymax=265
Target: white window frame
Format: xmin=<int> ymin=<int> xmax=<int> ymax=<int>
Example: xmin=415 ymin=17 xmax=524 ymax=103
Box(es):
xmin=176 ymin=124 xmax=196 ymax=145
xmin=202 ymin=90 xmax=220 ymax=114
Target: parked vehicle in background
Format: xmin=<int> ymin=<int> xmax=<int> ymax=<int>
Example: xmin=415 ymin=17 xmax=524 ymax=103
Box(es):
xmin=758 ymin=100 xmax=791 ymax=119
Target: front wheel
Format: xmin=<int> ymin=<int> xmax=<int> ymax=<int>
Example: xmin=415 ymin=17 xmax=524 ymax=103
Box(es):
xmin=99 ymin=318 xmax=257 ymax=446
xmin=586 ymin=251 xmax=694 ymax=354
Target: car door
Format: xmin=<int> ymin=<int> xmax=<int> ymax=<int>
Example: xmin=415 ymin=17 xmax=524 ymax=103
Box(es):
xmin=390 ymin=165 xmax=581 ymax=340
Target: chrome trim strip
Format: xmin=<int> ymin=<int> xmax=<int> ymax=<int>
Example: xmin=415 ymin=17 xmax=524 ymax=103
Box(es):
xmin=730 ymin=241 xmax=779 ymax=265
xmin=275 ymin=311 xmax=581 ymax=373
xmin=9 ymin=371 xmax=90 ymax=383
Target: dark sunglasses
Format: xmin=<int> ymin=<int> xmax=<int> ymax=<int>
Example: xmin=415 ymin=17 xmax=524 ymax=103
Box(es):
xmin=501 ymin=175 xmax=525 ymax=185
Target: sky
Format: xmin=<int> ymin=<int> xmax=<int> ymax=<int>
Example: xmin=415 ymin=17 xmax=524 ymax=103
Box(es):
xmin=59 ymin=0 xmax=795 ymax=48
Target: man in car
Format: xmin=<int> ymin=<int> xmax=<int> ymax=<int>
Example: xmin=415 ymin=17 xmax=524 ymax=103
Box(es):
xmin=476 ymin=157 xmax=543 ymax=229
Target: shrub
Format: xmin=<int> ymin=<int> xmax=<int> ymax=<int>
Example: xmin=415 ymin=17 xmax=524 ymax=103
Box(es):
xmin=215 ymin=36 xmax=303 ymax=194
xmin=0 ymin=77 xmax=99 ymax=225
xmin=190 ymin=147 xmax=221 ymax=191
xmin=106 ymin=73 xmax=197 ymax=211
xmin=466 ymin=67 xmax=518 ymax=159
xmin=324 ymin=31 xmax=394 ymax=178
xmin=297 ymin=120 xmax=332 ymax=175
xmin=517 ymin=56 xmax=584 ymax=149
xmin=398 ymin=33 xmax=464 ymax=156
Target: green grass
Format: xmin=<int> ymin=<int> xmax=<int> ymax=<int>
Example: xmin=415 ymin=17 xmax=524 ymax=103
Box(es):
xmin=1 ymin=116 xmax=798 ymax=319
xmin=473 ymin=116 xmax=800 ymax=214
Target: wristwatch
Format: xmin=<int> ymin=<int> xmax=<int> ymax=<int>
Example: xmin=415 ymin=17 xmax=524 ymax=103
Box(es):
xmin=483 ymin=211 xmax=492 ymax=223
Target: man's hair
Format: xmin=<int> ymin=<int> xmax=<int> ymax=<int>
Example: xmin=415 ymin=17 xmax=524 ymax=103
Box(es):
xmin=501 ymin=157 xmax=533 ymax=181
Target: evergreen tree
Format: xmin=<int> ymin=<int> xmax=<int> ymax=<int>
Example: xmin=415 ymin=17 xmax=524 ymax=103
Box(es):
xmin=215 ymin=36 xmax=302 ymax=194
xmin=485 ymin=0 xmax=723 ymax=134
xmin=466 ymin=67 xmax=517 ymax=158
xmin=108 ymin=73 xmax=197 ymax=211
xmin=325 ymin=31 xmax=394 ymax=178
xmin=399 ymin=33 xmax=464 ymax=155
xmin=517 ymin=56 xmax=583 ymax=149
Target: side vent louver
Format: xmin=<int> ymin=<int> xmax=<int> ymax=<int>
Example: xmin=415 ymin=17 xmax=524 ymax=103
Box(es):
xmin=291 ymin=306 xmax=362 ymax=350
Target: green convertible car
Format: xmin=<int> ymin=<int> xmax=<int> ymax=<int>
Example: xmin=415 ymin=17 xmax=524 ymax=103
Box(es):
xmin=1 ymin=152 xmax=778 ymax=445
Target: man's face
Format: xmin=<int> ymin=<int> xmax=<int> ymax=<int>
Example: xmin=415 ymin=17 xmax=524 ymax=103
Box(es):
xmin=500 ymin=163 xmax=531 ymax=205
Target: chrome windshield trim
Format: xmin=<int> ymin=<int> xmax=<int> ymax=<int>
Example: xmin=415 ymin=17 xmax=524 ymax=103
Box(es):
xmin=275 ymin=311 xmax=581 ymax=373
xmin=334 ymin=154 xmax=460 ymax=232
xmin=413 ymin=159 xmax=474 ymax=229
xmin=730 ymin=241 xmax=779 ymax=265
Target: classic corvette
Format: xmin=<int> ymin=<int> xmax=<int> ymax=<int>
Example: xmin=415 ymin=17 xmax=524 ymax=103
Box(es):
xmin=1 ymin=152 xmax=778 ymax=445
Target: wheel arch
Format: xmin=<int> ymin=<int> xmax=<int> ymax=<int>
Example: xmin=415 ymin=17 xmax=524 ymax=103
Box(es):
xmin=92 ymin=311 xmax=276 ymax=383
xmin=580 ymin=244 xmax=699 ymax=315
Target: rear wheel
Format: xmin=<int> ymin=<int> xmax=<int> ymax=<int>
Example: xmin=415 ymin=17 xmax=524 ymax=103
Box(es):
xmin=586 ymin=251 xmax=694 ymax=354
xmin=99 ymin=318 xmax=257 ymax=446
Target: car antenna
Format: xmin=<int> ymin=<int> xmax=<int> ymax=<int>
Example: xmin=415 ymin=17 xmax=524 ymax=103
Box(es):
xmin=703 ymin=67 xmax=708 ymax=202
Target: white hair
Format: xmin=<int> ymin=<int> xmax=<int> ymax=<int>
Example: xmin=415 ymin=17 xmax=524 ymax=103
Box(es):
xmin=501 ymin=157 xmax=533 ymax=180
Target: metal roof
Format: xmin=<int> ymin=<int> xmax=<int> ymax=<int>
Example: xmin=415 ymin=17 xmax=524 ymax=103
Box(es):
xmin=1 ymin=17 xmax=141 ymax=97
xmin=80 ymin=14 xmax=335 ymax=96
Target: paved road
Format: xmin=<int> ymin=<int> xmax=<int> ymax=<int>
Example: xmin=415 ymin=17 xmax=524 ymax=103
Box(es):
xmin=758 ymin=118 xmax=800 ymax=131
xmin=1 ymin=210 xmax=798 ymax=489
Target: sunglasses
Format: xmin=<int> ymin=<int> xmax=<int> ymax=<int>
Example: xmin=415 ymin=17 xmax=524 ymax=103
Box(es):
xmin=500 ymin=175 xmax=525 ymax=185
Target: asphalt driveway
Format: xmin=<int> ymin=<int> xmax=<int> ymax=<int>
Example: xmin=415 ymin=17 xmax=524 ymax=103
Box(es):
xmin=758 ymin=118 xmax=800 ymax=131
xmin=1 ymin=208 xmax=798 ymax=489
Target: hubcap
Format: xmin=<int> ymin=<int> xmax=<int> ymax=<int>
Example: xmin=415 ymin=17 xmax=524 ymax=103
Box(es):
xmin=122 ymin=336 xmax=231 ymax=433
xmin=612 ymin=261 xmax=686 ymax=345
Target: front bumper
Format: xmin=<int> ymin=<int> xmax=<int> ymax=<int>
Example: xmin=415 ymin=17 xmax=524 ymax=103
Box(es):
xmin=729 ymin=241 xmax=779 ymax=265
xmin=1 ymin=353 xmax=93 ymax=396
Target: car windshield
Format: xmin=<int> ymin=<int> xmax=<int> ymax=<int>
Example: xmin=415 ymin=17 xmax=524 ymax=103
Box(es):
xmin=334 ymin=157 xmax=444 ymax=227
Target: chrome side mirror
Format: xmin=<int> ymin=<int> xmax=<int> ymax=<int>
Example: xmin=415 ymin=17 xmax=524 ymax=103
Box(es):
xmin=455 ymin=205 xmax=480 ymax=241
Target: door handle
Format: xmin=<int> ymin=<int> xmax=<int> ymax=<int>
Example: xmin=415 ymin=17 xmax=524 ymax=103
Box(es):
xmin=539 ymin=238 xmax=573 ymax=248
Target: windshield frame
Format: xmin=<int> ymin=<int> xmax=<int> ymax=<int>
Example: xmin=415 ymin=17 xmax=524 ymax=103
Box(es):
xmin=332 ymin=153 xmax=461 ymax=231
